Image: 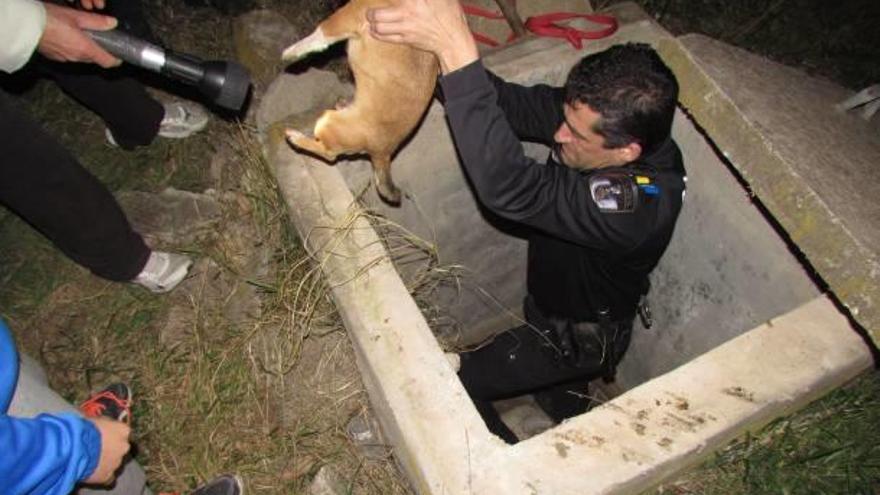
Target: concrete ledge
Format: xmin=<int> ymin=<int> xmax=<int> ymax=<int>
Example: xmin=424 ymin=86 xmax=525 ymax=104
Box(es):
xmin=483 ymin=295 xmax=872 ymax=494
xmin=265 ymin=129 xmax=497 ymax=493
xmin=658 ymin=34 xmax=880 ymax=344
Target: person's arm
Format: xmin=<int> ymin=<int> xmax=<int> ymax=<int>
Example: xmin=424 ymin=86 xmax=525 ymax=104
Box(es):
xmin=367 ymin=0 xmax=563 ymax=143
xmin=486 ymin=70 xmax=564 ymax=145
xmin=0 ymin=0 xmax=47 ymax=73
xmin=444 ymin=61 xmax=650 ymax=250
xmin=0 ymin=322 xmax=130 ymax=494
xmin=37 ymin=2 xmax=120 ymax=67
xmin=0 ymin=0 xmax=119 ymax=74
xmin=0 ymin=414 xmax=102 ymax=495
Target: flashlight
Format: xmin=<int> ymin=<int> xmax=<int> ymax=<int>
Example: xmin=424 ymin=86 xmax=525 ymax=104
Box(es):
xmin=87 ymin=29 xmax=251 ymax=112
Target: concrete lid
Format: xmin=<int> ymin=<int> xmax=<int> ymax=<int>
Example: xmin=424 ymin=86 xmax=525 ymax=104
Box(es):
xmin=659 ymin=34 xmax=880 ymax=344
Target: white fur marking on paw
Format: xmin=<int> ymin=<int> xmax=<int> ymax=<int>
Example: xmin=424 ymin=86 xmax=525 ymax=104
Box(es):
xmin=285 ymin=129 xmax=306 ymax=142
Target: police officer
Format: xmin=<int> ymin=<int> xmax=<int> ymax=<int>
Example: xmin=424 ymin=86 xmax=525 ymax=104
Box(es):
xmin=368 ymin=0 xmax=686 ymax=443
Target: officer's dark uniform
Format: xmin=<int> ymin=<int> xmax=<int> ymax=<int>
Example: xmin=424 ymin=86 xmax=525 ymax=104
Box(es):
xmin=439 ymin=60 xmax=687 ymax=443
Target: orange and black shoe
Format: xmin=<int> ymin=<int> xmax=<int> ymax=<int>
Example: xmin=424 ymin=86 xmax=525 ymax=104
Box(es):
xmin=79 ymin=383 xmax=133 ymax=424
xmin=160 ymin=475 xmax=244 ymax=495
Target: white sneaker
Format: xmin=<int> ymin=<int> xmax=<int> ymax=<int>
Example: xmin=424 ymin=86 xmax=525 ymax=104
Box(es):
xmin=105 ymin=101 xmax=209 ymax=147
xmin=157 ymin=101 xmax=209 ymax=139
xmin=132 ymin=251 xmax=193 ymax=293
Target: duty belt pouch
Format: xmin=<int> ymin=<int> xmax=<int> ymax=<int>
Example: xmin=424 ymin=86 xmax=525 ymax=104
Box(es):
xmin=570 ymin=317 xmax=633 ymax=381
xmin=524 ymin=296 xmax=574 ymax=362
xmin=524 ymin=296 xmax=633 ymax=379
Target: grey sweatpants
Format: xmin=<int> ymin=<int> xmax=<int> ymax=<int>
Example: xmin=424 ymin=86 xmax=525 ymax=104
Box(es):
xmin=9 ymin=354 xmax=151 ymax=495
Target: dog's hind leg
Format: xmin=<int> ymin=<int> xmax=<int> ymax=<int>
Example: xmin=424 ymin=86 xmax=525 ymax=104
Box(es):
xmin=284 ymin=128 xmax=339 ymax=162
xmin=285 ymin=108 xmax=366 ymax=162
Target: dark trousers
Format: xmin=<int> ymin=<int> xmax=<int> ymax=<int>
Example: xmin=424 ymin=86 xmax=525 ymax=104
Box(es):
xmin=459 ymin=305 xmax=633 ymax=443
xmin=41 ymin=61 xmax=164 ymax=150
xmin=0 ymin=0 xmax=165 ymax=280
xmin=40 ymin=0 xmax=165 ymax=150
xmin=0 ymin=91 xmax=151 ymax=281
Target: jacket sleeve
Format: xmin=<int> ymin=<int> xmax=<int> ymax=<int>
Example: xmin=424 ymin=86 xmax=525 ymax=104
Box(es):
xmin=0 ymin=414 xmax=102 ymax=495
xmin=440 ymin=60 xmax=649 ymax=251
xmin=485 ymin=69 xmax=564 ymax=145
xmin=1 ymin=321 xmax=102 ymax=495
xmin=0 ymin=0 xmax=47 ymax=74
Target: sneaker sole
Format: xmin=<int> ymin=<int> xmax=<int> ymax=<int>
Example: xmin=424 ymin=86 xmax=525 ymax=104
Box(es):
xmin=157 ymin=120 xmax=208 ymax=139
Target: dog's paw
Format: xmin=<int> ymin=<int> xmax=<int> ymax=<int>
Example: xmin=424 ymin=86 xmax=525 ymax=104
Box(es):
xmin=281 ymin=29 xmax=329 ymax=63
xmin=281 ymin=44 xmax=307 ymax=63
xmin=285 ymin=128 xmax=307 ymax=146
xmin=374 ymin=172 xmax=402 ymax=206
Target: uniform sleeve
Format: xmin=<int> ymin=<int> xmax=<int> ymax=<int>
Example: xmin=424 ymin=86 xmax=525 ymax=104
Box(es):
xmin=0 ymin=0 xmax=47 ymax=74
xmin=485 ymin=70 xmax=564 ymax=145
xmin=440 ymin=60 xmax=650 ymax=252
xmin=0 ymin=322 xmax=102 ymax=495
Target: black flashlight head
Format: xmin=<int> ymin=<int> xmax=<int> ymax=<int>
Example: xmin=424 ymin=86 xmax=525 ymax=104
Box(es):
xmin=199 ymin=61 xmax=252 ymax=112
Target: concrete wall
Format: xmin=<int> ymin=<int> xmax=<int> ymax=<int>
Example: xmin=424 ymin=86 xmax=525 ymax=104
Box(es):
xmin=618 ymin=111 xmax=821 ymax=387
xmin=659 ymin=35 xmax=880 ymax=345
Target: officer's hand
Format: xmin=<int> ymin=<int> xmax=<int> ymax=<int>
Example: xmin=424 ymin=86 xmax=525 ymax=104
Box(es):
xmin=38 ymin=2 xmax=120 ymax=68
xmin=82 ymin=417 xmax=131 ymax=485
xmin=366 ymin=0 xmax=478 ymax=75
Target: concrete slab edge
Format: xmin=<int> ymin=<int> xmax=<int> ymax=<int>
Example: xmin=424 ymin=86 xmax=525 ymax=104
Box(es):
xmin=656 ymin=37 xmax=880 ymax=345
xmin=479 ymin=295 xmax=873 ymax=494
xmin=264 ymin=129 xmax=503 ymax=494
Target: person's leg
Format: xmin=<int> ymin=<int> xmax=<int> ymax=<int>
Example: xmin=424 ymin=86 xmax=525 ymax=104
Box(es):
xmin=9 ymin=355 xmax=152 ymax=495
xmin=38 ymin=0 xmax=164 ymax=149
xmin=458 ymin=324 xmax=591 ymax=399
xmin=532 ymin=378 xmax=591 ymax=423
xmin=0 ymin=91 xmax=151 ymax=281
xmin=469 ymin=396 xmax=518 ymax=444
xmin=43 ymin=62 xmax=165 ymax=149
xmin=458 ymin=324 xmax=592 ymax=442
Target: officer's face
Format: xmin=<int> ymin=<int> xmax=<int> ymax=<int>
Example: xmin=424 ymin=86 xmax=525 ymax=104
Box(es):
xmin=554 ymin=102 xmax=635 ymax=170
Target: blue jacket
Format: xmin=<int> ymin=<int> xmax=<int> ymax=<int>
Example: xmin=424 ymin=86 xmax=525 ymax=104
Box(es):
xmin=0 ymin=319 xmax=101 ymax=495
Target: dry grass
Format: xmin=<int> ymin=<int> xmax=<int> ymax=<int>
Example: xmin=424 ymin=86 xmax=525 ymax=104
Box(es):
xmin=0 ymin=118 xmax=415 ymax=493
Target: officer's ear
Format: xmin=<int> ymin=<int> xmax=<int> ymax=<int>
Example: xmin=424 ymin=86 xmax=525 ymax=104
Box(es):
xmin=615 ymin=141 xmax=642 ymax=164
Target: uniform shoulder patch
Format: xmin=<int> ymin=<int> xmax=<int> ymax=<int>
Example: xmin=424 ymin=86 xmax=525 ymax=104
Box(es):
xmin=588 ymin=171 xmax=639 ymax=213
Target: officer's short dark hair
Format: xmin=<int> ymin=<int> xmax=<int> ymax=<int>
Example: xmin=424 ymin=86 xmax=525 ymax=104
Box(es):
xmin=564 ymin=43 xmax=678 ymax=155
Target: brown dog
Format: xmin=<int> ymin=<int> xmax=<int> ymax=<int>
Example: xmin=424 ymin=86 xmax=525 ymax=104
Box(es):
xmin=281 ymin=0 xmax=439 ymax=205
